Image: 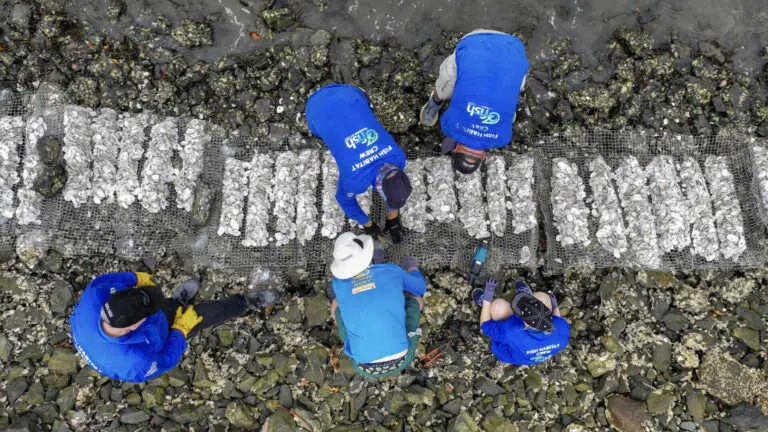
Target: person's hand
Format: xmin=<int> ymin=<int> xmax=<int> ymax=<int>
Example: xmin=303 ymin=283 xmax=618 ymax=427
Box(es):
xmin=133 ymin=272 xmax=156 ymax=287
xmin=384 ymin=216 xmax=404 ymax=244
xmin=171 ymin=306 xmax=203 ymax=339
xmin=483 ymin=278 xmax=499 ymax=303
xmin=363 ymin=221 xmax=383 ymax=241
xmin=399 ymin=256 xmax=418 ymax=272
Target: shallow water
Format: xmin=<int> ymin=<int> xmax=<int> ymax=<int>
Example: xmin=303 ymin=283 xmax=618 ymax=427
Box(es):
xmin=71 ymin=0 xmax=768 ymax=72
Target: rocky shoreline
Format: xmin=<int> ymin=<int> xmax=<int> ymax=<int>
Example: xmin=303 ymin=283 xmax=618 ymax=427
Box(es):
xmin=0 ymin=1 xmax=767 ymax=431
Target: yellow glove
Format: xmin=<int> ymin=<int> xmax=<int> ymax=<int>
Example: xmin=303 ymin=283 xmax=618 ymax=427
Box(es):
xmin=171 ymin=306 xmax=203 ymax=339
xmin=133 ymin=272 xmax=156 ymax=287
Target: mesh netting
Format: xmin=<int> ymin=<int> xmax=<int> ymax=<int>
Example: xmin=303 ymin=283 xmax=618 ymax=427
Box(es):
xmin=1 ymin=87 xmax=767 ymax=282
xmin=538 ymin=131 xmax=768 ymax=274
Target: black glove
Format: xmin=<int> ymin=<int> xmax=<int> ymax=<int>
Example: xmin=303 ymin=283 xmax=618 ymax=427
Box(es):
xmin=384 ymin=216 xmax=404 ymax=244
xmin=363 ymin=222 xmax=382 ymax=240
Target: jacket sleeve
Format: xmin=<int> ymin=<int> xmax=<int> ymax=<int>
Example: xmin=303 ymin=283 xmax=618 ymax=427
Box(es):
xmin=124 ymin=330 xmax=188 ymax=382
xmin=335 ymin=184 xmax=369 ymax=226
xmin=481 ymin=320 xmax=504 ymax=340
xmin=90 ymin=272 xmax=138 ymax=293
xmin=401 ymin=268 xmax=427 ymax=297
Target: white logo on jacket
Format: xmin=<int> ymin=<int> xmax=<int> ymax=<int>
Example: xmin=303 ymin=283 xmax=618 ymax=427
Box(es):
xmin=466 ymin=102 xmax=501 ymax=125
xmin=344 ymin=128 xmax=379 ymax=149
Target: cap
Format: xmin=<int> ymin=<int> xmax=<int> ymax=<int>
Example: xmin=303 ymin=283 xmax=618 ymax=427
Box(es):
xmin=101 ymin=286 xmax=164 ymax=328
xmin=381 ymin=169 xmax=412 ymax=209
xmin=511 ymin=292 xmax=554 ymax=333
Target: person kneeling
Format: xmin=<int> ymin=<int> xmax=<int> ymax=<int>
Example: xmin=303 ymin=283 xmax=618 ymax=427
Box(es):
xmin=329 ymin=232 xmax=426 ymax=378
xmin=477 ymin=279 xmax=570 ymax=365
xmin=70 ymin=272 xmax=279 ymax=382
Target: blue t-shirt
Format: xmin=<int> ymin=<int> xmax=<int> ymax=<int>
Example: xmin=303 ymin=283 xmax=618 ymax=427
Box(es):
xmin=332 ymin=263 xmax=427 ymax=364
xmin=481 ymin=315 xmax=570 ymax=365
xmin=69 ymin=272 xmax=187 ymax=382
xmin=306 ymin=84 xmax=406 ymax=225
xmin=441 ymin=33 xmax=529 ymax=151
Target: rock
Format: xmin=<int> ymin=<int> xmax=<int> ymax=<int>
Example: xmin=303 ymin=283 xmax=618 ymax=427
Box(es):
xmin=652 ymin=342 xmax=672 ymax=371
xmin=191 ymin=183 xmax=213 ymax=226
xmin=262 ymin=409 xmax=296 ymax=432
xmin=423 ymin=290 xmax=453 ymax=329
xmin=679 ymin=421 xmax=697 ymax=431
xmin=699 ymin=351 xmax=768 ymax=411
xmin=602 ymin=334 xmax=620 ymax=353
xmin=686 ymin=389 xmax=707 ymax=425
xmin=225 ymin=402 xmax=255 ymax=429
xmin=6 ymin=377 xmax=28 ymax=403
xmin=33 ymin=164 xmax=68 ymax=197
xmin=9 ymin=3 xmax=33 ymax=33
xmin=606 ymin=396 xmax=648 ymax=432
xmin=119 ymin=408 xmax=150 ymax=424
xmin=105 ymin=0 xmax=126 ymax=21
xmin=171 ymin=19 xmax=213 ymax=48
xmin=662 ymin=311 xmax=689 ymax=332
xmin=450 ymin=412 xmax=480 ymax=432
xmin=629 ymin=375 xmax=654 ymax=401
xmin=310 ymin=29 xmax=332 ymax=47
xmin=727 ymin=404 xmax=768 ymax=431
xmin=278 ymin=384 xmax=293 ymax=408
xmin=50 ymin=280 xmax=74 ymax=316
xmin=758 ymin=119 xmax=768 ymax=138
xmin=37 ymin=136 xmax=62 ymax=165
xmin=646 ymin=391 xmax=675 ymax=415
xmin=261 ymin=8 xmax=297 ymax=32
xmin=48 ymin=350 xmax=79 ymax=376
xmin=166 ymin=368 xmax=188 ymax=387
xmin=699 ymin=41 xmax=726 ymax=65
xmin=216 ymin=327 xmax=234 ymax=347
xmin=587 ymin=355 xmax=616 ymax=377
xmin=476 ymin=376 xmax=505 ymax=396
xmin=0 ymin=333 xmax=13 ymax=362
xmin=304 ymin=294 xmax=327 ymax=328
xmin=732 ymin=327 xmax=761 ymax=351
xmin=482 ymin=416 xmax=517 ymax=431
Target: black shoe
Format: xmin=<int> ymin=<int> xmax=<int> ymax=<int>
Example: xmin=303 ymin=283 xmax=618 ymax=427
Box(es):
xmin=172 ymin=279 xmax=200 ymax=305
xmin=245 ymin=289 xmax=280 ymax=311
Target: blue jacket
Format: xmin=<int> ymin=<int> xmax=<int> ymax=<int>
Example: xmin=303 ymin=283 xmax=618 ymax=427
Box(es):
xmin=69 ymin=272 xmax=186 ymax=382
xmin=441 ymin=33 xmax=529 ymax=151
xmin=481 ymin=315 xmax=570 ymax=365
xmin=306 ymin=84 xmax=406 ymax=225
xmin=332 ymin=263 xmax=426 ymax=364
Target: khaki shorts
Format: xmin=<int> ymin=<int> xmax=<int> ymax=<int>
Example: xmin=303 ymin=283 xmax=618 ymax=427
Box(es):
xmin=434 ymin=29 xmax=526 ymax=101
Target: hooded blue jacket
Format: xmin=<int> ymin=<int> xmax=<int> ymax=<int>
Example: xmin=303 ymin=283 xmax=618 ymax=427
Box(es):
xmin=481 ymin=315 xmax=570 ymax=365
xmin=69 ymin=272 xmax=186 ymax=382
xmin=441 ymin=33 xmax=529 ymax=151
xmin=306 ymin=84 xmax=406 ymax=225
xmin=332 ymin=263 xmax=426 ymax=364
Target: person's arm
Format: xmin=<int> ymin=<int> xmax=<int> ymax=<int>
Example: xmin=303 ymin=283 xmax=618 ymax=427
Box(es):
xmin=123 ymin=331 xmax=187 ymax=382
xmin=335 ymin=185 xmax=369 ymax=226
xmin=400 ymin=267 xmax=427 ymax=297
xmin=480 ymin=300 xmax=492 ymax=326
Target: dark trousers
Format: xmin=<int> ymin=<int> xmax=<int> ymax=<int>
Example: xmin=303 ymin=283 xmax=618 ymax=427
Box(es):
xmin=162 ymin=295 xmax=247 ymax=339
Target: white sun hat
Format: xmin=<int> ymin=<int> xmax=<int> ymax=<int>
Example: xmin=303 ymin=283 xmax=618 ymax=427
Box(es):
xmin=330 ymin=232 xmax=374 ymax=279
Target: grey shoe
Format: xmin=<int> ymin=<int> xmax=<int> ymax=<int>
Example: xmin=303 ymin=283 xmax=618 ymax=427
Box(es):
xmin=419 ymin=92 xmax=443 ymax=127
xmin=173 ymin=279 xmax=200 ymax=305
xmin=245 ymin=289 xmax=280 ymax=311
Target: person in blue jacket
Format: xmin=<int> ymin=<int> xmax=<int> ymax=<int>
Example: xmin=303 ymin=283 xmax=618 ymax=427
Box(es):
xmin=69 ymin=272 xmax=279 ymax=382
xmin=419 ymin=29 xmax=529 ymax=174
xmin=327 ymin=231 xmax=426 ymax=378
xmin=306 ymin=84 xmax=413 ymax=243
xmin=476 ymin=279 xmax=570 ymax=365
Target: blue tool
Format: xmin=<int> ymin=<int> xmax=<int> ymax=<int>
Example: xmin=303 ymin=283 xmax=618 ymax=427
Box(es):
xmin=468 ymin=240 xmax=489 ymax=286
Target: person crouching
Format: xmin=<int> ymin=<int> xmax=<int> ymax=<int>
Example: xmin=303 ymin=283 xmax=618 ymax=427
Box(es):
xmin=477 ymin=279 xmax=570 ymax=365
xmin=328 ymin=232 xmax=426 ymax=378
